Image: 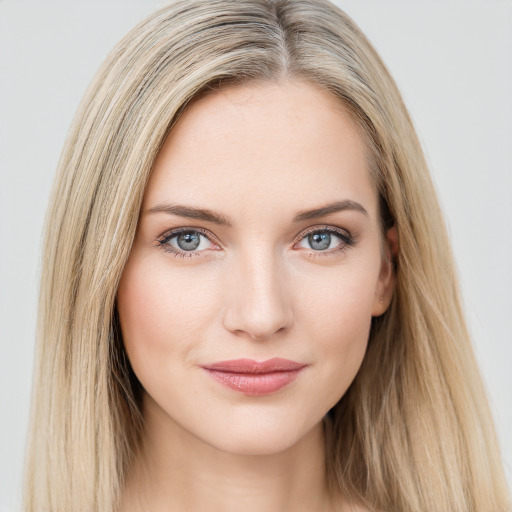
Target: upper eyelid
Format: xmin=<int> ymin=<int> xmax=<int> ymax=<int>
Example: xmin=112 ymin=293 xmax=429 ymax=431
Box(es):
xmin=158 ymin=226 xmax=219 ymax=244
xmin=158 ymin=224 xmax=352 ymax=248
xmin=295 ymin=224 xmax=351 ymax=238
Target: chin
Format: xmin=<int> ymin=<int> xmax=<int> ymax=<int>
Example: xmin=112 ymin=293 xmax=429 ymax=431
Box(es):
xmin=197 ymin=414 xmax=323 ymax=457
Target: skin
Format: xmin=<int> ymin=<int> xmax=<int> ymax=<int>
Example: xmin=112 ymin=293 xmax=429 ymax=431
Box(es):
xmin=117 ymin=80 xmax=395 ymax=512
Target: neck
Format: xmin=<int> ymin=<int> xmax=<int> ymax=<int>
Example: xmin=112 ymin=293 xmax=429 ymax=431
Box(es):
xmin=121 ymin=395 xmax=343 ymax=512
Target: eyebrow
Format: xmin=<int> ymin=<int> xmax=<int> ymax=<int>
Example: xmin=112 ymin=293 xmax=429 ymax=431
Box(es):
xmin=147 ymin=203 xmax=233 ymax=226
xmin=292 ymin=200 xmax=368 ymax=222
xmin=146 ymin=199 xmax=368 ymax=226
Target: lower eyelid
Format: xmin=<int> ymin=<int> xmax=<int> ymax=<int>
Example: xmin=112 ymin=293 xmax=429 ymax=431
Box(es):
xmin=155 ymin=227 xmax=355 ymax=258
xmin=156 ymin=228 xmax=221 ymax=257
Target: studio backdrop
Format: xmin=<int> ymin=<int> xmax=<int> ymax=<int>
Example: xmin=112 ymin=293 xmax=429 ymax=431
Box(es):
xmin=0 ymin=2 xmax=510 ymax=510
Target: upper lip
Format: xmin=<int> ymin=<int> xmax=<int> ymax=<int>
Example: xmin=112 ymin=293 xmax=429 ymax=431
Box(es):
xmin=202 ymin=358 xmax=307 ymax=374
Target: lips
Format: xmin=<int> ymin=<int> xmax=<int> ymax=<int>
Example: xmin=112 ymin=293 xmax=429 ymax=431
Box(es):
xmin=201 ymin=358 xmax=307 ymax=396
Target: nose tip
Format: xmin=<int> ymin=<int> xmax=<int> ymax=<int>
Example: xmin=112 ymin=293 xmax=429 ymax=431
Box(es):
xmin=227 ymin=317 xmax=289 ymax=341
xmin=221 ymin=256 xmax=294 ymax=341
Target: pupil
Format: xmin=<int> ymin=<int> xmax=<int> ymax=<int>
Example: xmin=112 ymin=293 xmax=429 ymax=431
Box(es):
xmin=177 ymin=232 xmax=201 ymax=251
xmin=309 ymin=232 xmax=331 ymax=251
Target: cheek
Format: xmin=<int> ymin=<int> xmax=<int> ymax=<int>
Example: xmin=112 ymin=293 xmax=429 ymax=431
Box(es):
xmin=297 ymin=260 xmax=380 ymax=405
xmin=299 ymin=256 xmax=379 ymax=338
xmin=116 ymin=255 xmax=219 ymax=378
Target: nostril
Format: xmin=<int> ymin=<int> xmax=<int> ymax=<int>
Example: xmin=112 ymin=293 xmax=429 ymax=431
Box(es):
xmin=223 ymin=305 xmax=294 ymax=341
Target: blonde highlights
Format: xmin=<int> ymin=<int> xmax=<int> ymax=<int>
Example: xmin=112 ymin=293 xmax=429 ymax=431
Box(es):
xmin=25 ymin=1 xmax=510 ymax=510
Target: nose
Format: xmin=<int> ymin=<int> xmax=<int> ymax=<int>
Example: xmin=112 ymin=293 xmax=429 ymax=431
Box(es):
xmin=222 ymin=247 xmax=294 ymax=341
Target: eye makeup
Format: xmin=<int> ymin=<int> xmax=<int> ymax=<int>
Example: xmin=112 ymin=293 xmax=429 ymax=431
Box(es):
xmin=155 ymin=224 xmax=357 ymax=260
xmin=155 ymin=227 xmax=221 ymax=259
xmin=293 ymin=225 xmax=356 ymax=256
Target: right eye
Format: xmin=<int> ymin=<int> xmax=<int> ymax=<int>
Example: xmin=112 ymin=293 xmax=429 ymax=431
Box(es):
xmin=157 ymin=228 xmax=219 ymax=258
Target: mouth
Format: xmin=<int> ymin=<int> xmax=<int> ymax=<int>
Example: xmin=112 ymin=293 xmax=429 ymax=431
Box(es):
xmin=201 ymin=358 xmax=307 ymax=396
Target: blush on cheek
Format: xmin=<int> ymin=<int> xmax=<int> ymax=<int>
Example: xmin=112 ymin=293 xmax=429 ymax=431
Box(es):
xmin=306 ymin=275 xmax=375 ymax=398
xmin=117 ymin=259 xmax=166 ymax=374
xmin=117 ymin=255 xmax=215 ymax=386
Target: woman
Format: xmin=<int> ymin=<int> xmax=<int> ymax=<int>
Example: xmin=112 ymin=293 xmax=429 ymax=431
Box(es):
xmin=24 ymin=0 xmax=510 ymax=511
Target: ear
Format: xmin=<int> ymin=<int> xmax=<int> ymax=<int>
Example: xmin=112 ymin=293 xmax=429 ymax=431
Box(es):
xmin=371 ymin=224 xmax=398 ymax=317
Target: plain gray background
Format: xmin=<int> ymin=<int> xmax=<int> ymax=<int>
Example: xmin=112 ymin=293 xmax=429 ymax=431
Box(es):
xmin=1 ymin=1 xmax=511 ymax=510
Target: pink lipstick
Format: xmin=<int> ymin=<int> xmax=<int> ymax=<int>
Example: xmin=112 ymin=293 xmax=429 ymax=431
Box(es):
xmin=202 ymin=358 xmax=307 ymax=396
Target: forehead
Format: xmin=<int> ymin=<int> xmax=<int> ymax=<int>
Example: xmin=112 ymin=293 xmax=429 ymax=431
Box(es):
xmin=145 ymin=80 xmax=378 ymax=220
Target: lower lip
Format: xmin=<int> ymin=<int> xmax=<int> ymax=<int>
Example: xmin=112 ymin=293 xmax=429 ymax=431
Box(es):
xmin=204 ymin=369 xmax=304 ymax=395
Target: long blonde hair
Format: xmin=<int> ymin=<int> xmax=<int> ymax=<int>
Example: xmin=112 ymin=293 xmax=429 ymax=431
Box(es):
xmin=25 ymin=1 xmax=510 ymax=510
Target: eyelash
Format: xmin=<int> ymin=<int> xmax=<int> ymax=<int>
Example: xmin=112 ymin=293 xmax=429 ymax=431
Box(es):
xmin=155 ymin=226 xmax=356 ymax=259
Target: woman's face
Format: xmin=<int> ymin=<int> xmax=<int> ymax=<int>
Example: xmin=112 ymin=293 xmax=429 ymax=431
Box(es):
xmin=117 ymin=80 xmax=395 ymax=455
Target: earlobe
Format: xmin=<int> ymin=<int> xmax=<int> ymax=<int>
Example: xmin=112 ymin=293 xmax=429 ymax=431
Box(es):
xmin=372 ymin=224 xmax=398 ymax=317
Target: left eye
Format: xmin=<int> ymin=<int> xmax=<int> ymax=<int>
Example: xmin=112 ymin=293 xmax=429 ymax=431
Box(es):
xmin=296 ymin=229 xmax=349 ymax=251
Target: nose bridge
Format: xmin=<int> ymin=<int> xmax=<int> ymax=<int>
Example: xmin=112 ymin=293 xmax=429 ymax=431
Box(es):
xmin=222 ymin=243 xmax=293 ymax=340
